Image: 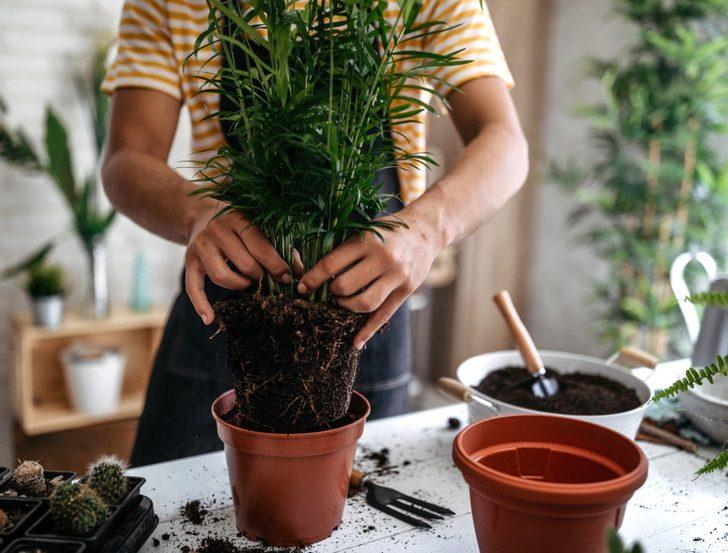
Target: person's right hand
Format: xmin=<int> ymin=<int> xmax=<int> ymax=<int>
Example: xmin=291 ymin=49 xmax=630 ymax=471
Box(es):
xmin=185 ymin=208 xmax=291 ymax=325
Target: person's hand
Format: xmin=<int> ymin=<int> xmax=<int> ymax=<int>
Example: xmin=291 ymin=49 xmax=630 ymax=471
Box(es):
xmin=297 ymin=214 xmax=442 ymax=349
xmin=186 ymin=208 xmax=291 ymax=325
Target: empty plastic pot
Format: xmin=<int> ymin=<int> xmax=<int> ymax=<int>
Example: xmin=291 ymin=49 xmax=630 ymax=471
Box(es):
xmin=212 ymin=390 xmax=370 ymax=547
xmin=454 ymin=414 xmax=648 ymax=553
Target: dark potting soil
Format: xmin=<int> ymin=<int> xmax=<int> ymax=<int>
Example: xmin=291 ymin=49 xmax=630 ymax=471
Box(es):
xmin=475 ymin=366 xmax=641 ymax=415
xmin=181 ymin=500 xmax=207 ymax=525
xmin=1 ymin=501 xmax=33 ymax=531
xmin=195 ymin=537 xmax=306 ymax=552
xmin=215 ymin=293 xmax=366 ymax=433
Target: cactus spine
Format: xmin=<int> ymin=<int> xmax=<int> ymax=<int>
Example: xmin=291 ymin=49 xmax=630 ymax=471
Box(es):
xmin=88 ymin=455 xmax=129 ymax=505
xmin=12 ymin=460 xmax=46 ymax=496
xmin=51 ymin=482 xmax=110 ymax=536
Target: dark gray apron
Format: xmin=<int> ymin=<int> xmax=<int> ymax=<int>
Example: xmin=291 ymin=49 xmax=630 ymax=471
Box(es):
xmin=130 ymin=149 xmax=411 ymax=468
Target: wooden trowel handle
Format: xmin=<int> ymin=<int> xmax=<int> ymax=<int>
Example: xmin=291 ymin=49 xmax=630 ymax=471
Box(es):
xmin=437 ymin=377 xmax=472 ymax=402
xmin=493 ymin=290 xmax=544 ymax=375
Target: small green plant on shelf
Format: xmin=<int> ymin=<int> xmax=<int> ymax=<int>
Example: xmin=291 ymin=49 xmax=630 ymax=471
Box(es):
xmin=1 ymin=241 xmax=64 ymax=299
xmin=652 ymin=291 xmax=728 ymax=476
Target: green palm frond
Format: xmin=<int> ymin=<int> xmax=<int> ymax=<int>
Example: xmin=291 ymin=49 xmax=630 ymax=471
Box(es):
xmin=0 ymin=96 xmax=42 ymax=170
xmin=653 ymin=355 xmax=728 ymax=401
xmin=1 ymin=240 xmax=55 ymax=280
xmin=189 ymin=0 xmax=466 ymax=301
xmin=688 ymin=291 xmax=728 ymax=307
xmin=695 ymin=448 xmax=728 ymax=476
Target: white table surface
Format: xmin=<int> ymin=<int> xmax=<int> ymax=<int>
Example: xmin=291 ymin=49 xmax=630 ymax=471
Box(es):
xmin=130 ymin=359 xmax=727 ymax=552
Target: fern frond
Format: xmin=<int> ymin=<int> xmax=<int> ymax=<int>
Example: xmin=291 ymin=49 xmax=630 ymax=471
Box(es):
xmin=652 ymin=355 xmax=728 ymax=401
xmin=695 ymin=449 xmax=728 ymax=477
xmin=688 ymin=291 xmax=728 ymax=308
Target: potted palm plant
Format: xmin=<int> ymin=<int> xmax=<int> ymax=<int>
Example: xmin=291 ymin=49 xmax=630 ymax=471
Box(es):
xmin=2 ymin=241 xmax=65 ymax=329
xmin=197 ymin=0 xmax=465 ymax=545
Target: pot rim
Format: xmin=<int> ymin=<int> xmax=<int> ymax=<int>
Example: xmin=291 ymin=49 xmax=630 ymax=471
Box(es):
xmin=454 ymin=414 xmax=648 ymax=501
xmin=458 ymin=349 xmax=653 ymax=419
xmin=211 ymin=389 xmax=371 ymax=440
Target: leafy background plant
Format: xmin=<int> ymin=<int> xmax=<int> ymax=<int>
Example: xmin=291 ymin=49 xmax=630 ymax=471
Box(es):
xmin=550 ymin=0 xmax=728 ymax=357
xmin=0 ymin=41 xmax=115 ymax=263
xmin=190 ymin=0 xmax=465 ymax=302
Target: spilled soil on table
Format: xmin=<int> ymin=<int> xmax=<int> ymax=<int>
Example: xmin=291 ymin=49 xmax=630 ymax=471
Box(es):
xmin=476 ymin=366 xmax=641 ymax=415
xmin=215 ymin=292 xmax=366 ymax=433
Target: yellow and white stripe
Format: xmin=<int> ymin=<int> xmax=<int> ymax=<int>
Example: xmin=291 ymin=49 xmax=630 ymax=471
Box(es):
xmin=102 ymin=0 xmax=513 ymax=203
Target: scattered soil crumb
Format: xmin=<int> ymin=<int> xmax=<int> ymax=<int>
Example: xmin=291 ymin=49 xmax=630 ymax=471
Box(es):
xmin=182 ymin=500 xmax=208 ymax=525
xmin=447 ymin=417 xmax=461 ymax=430
xmin=195 ymin=537 xmax=308 ymax=552
xmin=364 ymin=447 xmax=390 ymax=468
xmin=152 ymin=537 xmax=161 ymax=547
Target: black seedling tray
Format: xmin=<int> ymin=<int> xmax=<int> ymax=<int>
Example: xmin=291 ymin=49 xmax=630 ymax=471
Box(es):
xmin=26 ymin=505 xmax=120 ymax=552
xmin=99 ymin=496 xmax=157 ymax=553
xmin=0 ymin=472 xmax=76 ymax=501
xmin=77 ymin=477 xmax=145 ymax=520
xmin=0 ymin=498 xmax=44 ymax=540
xmin=26 ymin=495 xmax=157 ymax=553
xmin=1 ymin=537 xmax=86 ymax=552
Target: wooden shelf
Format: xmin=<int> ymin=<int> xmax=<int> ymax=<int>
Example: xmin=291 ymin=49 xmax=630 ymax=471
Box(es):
xmin=11 ymin=307 xmax=166 ymax=437
xmin=20 ymin=391 xmax=146 ymax=435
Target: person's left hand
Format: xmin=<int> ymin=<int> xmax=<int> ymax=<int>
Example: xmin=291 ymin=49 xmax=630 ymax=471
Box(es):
xmin=297 ymin=214 xmax=442 ymax=349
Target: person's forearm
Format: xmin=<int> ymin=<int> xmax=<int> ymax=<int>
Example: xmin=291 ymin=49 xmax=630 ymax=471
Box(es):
xmin=405 ymin=122 xmax=529 ymax=250
xmin=102 ymin=149 xmax=213 ymax=245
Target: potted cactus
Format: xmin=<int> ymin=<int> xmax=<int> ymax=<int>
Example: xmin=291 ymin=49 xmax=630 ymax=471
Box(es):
xmin=196 ymin=0 xmax=466 ymax=545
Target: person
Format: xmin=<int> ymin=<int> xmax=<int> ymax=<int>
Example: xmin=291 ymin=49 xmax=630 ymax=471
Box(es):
xmin=101 ymin=0 xmax=529 ymax=466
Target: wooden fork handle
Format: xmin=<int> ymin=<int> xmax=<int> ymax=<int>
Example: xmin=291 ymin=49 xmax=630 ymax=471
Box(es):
xmin=350 ymin=468 xmax=366 ymax=488
xmin=493 ymin=290 xmax=544 ymax=375
xmin=437 ymin=377 xmax=472 ymax=402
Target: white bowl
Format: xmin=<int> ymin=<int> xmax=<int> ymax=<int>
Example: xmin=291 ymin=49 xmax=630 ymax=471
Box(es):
xmin=679 ymin=376 xmax=728 ymax=442
xmin=457 ymin=350 xmax=653 ymax=438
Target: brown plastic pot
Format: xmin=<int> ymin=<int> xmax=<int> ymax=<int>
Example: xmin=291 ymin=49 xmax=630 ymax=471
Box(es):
xmin=454 ymin=415 xmax=648 ymax=553
xmin=211 ymin=389 xmax=370 ymax=547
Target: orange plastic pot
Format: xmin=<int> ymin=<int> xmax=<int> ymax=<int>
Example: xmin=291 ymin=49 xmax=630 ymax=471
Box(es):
xmin=211 ymin=390 xmax=370 ymax=547
xmin=454 ymin=415 xmax=648 ymax=553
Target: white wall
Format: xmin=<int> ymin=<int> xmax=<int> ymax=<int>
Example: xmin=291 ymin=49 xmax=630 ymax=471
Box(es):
xmin=0 ymin=0 xmax=189 ymax=465
xmin=527 ymin=0 xmax=631 ymax=358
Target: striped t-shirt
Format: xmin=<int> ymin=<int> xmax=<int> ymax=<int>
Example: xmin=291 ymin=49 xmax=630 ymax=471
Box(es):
xmin=102 ymin=0 xmax=513 ymax=204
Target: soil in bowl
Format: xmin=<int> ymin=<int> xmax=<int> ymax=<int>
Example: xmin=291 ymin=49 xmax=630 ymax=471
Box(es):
xmin=475 ymin=366 xmax=641 ymax=415
xmin=215 ymin=291 xmax=366 ymax=433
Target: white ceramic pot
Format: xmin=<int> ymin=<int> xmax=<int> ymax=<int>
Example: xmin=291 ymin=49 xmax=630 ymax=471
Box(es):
xmin=31 ymin=295 xmax=64 ymax=328
xmin=680 ymin=379 xmax=728 ymax=442
xmin=457 ymin=350 xmax=654 ymax=438
xmin=61 ymin=344 xmax=126 ymax=416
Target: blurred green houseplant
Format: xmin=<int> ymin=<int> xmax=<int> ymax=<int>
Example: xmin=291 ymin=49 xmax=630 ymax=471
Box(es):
xmin=552 ymin=0 xmax=728 ymax=356
xmin=0 ymin=43 xmax=115 ymax=317
xmin=1 ymin=240 xmax=66 ymax=327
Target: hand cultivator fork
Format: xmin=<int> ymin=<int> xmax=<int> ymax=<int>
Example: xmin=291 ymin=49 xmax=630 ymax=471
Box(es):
xmin=350 ymin=469 xmax=454 ymax=529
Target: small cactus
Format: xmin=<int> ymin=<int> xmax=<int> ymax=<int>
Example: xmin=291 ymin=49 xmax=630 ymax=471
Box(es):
xmin=51 ymin=482 xmax=110 ymax=536
xmin=12 ymin=460 xmax=46 ymax=496
xmin=0 ymin=507 xmax=10 ymax=531
xmin=87 ymin=455 xmax=129 ymax=505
